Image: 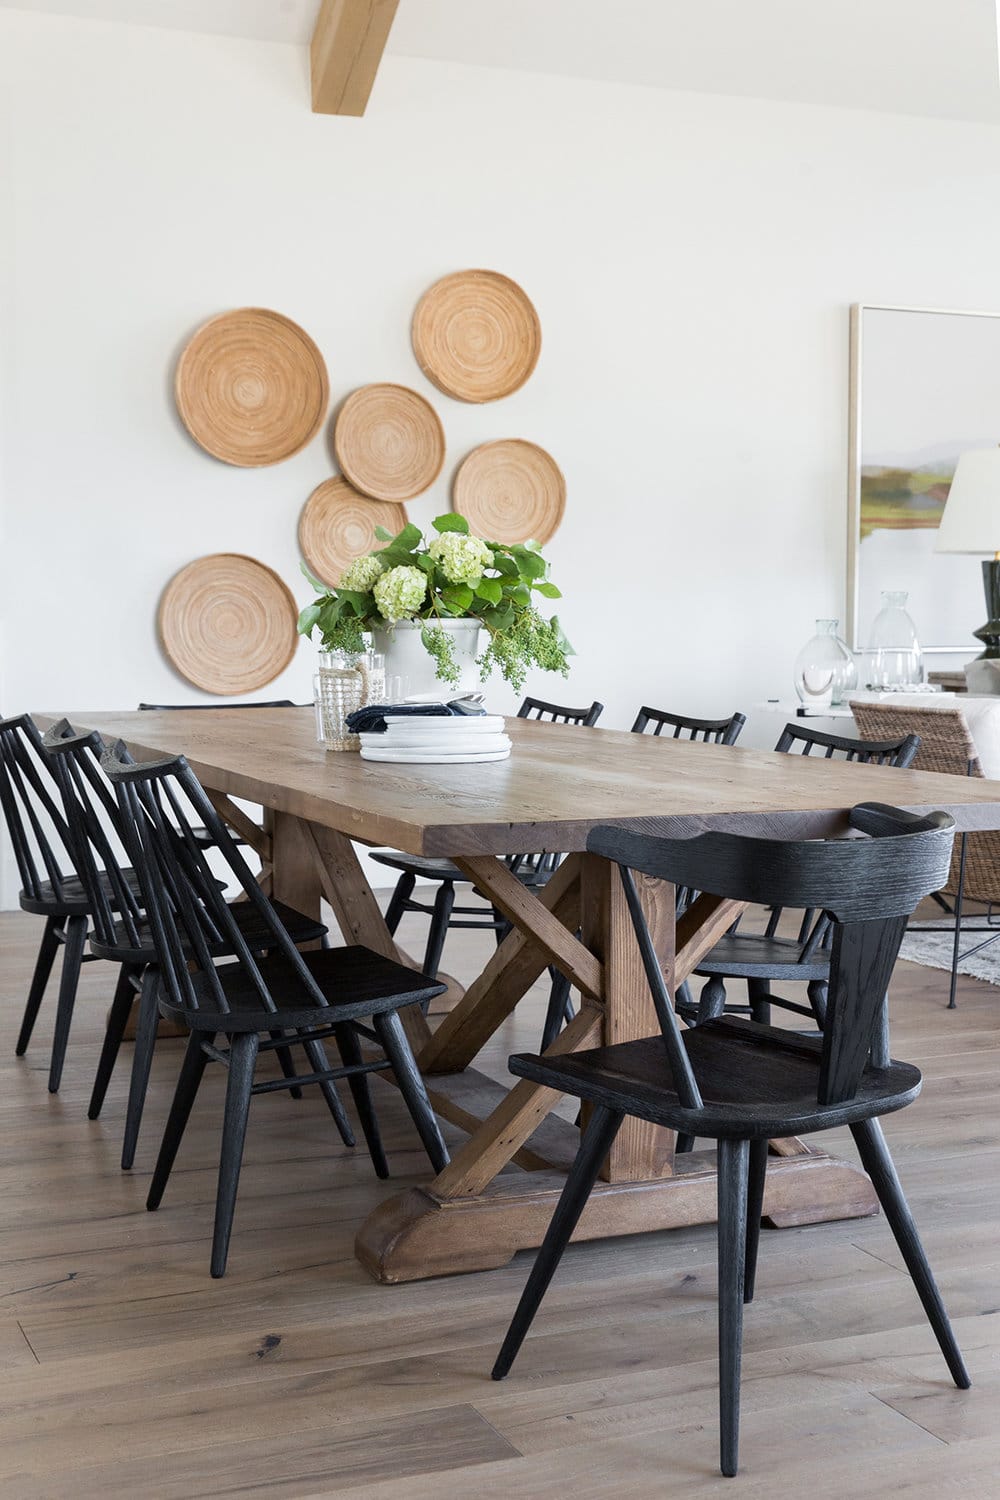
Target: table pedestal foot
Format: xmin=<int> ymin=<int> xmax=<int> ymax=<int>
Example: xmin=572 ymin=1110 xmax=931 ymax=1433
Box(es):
xmin=355 ymin=1149 xmax=879 ymax=1283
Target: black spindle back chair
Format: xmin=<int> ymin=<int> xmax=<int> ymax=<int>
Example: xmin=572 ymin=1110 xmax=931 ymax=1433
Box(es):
xmin=101 ymin=741 xmax=449 ymax=1276
xmin=492 ymin=802 xmax=969 ymax=1477
xmin=631 ymin=707 xmax=746 ymax=744
xmin=0 ymin=713 xmax=109 ymax=1090
xmin=691 ymin=720 xmax=921 ymax=1034
xmin=41 ymin=720 xmax=330 ymax=1166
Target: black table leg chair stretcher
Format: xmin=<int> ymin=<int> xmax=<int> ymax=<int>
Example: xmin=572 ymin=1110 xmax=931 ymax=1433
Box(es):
xmin=40 ymin=720 xmax=329 ymax=1168
xmin=102 ymin=740 xmax=449 ymax=1277
xmin=492 ymin=802 xmax=970 ymax=1477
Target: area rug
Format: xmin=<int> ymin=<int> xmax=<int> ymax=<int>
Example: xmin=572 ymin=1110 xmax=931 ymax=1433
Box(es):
xmin=899 ymin=920 xmax=1000 ymax=985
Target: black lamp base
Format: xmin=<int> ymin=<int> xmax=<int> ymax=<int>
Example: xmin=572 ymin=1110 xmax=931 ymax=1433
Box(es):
xmin=972 ymin=559 xmax=1000 ymax=659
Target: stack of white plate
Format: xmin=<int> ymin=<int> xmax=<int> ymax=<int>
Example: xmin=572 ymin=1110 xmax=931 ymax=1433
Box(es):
xmin=360 ymin=714 xmax=511 ymax=764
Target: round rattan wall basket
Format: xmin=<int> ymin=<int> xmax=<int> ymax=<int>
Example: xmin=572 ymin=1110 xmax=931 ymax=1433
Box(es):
xmin=333 ymin=383 xmax=445 ymax=502
xmin=411 ymin=269 xmax=541 ymax=403
xmin=299 ymin=477 xmax=408 ymax=588
xmin=174 ymin=308 xmax=329 ymax=467
xmin=158 ymin=553 xmax=299 ymax=695
xmin=453 ymin=439 xmax=566 ymax=545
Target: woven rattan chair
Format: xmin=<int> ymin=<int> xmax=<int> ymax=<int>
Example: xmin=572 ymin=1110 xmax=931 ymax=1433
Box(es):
xmin=849 ymin=700 xmax=995 ymax=1008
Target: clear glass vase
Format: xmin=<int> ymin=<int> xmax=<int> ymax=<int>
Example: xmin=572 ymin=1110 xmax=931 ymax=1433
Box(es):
xmin=313 ymin=650 xmax=386 ymax=751
xmin=793 ymin=619 xmax=858 ymax=710
xmin=865 ymin=591 xmax=923 ymax=690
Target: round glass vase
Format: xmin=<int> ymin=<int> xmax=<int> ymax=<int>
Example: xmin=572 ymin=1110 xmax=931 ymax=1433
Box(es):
xmin=793 ymin=619 xmax=858 ymax=710
xmin=314 ymin=650 xmax=370 ymax=751
xmin=865 ymin=591 xmax=924 ymax=690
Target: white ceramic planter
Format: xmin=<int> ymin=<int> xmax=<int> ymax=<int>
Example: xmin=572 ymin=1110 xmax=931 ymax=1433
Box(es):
xmin=372 ymin=618 xmax=482 ymax=699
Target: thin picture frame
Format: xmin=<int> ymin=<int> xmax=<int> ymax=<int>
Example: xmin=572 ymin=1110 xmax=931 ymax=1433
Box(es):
xmin=847 ymin=302 xmax=1000 ymax=654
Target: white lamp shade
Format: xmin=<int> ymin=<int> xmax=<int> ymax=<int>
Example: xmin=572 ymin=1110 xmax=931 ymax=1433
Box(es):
xmin=935 ymin=447 xmax=1000 ymax=554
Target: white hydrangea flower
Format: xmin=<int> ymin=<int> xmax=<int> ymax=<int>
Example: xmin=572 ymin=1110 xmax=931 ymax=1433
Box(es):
xmin=428 ymin=532 xmax=494 ymax=586
xmin=373 ymin=564 xmax=427 ymax=622
xmin=338 ymin=554 xmax=384 ymax=593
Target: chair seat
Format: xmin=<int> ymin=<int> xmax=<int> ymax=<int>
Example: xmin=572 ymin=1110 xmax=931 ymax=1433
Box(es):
xmin=508 ymin=1016 xmax=921 ymax=1140
xmin=695 ymin=933 xmax=830 ymax=981
xmin=19 ymin=869 xmax=144 ymax=919
xmin=90 ymin=901 xmax=328 ymax=966
xmin=370 ymin=849 xmax=551 ymax=887
xmin=160 ymin=943 xmax=445 ymax=1031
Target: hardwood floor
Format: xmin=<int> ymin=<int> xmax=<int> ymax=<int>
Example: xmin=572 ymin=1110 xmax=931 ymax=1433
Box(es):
xmin=0 ymin=901 xmax=997 ymax=1497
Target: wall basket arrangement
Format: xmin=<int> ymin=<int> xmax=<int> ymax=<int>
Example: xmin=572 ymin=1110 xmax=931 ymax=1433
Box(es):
xmin=411 ymin=268 xmax=542 ymax=403
xmin=333 ymin=382 xmax=446 ymax=502
xmin=158 ymin=552 xmax=299 ymax=694
xmin=174 ymin=307 xmax=329 ymax=467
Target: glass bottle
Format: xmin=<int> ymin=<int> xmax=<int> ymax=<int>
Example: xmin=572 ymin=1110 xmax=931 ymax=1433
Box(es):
xmin=793 ymin=619 xmax=858 ymax=710
xmin=865 ymin=591 xmax=923 ymax=690
xmin=313 ymin=650 xmax=386 ymax=750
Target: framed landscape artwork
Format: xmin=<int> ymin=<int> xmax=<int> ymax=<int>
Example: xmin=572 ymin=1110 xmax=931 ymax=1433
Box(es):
xmin=848 ymin=304 xmax=1000 ymax=652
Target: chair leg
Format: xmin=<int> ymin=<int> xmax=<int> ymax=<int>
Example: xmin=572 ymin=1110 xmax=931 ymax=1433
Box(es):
xmin=675 ymin=1132 xmax=696 ymax=1153
xmin=15 ymin=916 xmax=60 ymax=1056
xmin=384 ymin=871 xmax=416 ymax=937
xmin=717 ymin=1136 xmax=750 ymax=1478
xmin=807 ymin=979 xmax=828 ymax=1028
xmin=47 ymin=915 xmax=88 ymax=1093
xmin=870 ymin=992 xmax=890 ymax=1069
xmin=948 ymin=834 xmax=968 ymax=1010
xmin=744 ymin=1138 xmax=768 ymax=1304
xmin=373 ymin=1009 xmax=449 ymax=1174
xmin=697 ymin=975 xmax=727 ymax=1024
xmin=421 ymin=881 xmax=455 ymax=980
xmin=269 ymin=1031 xmax=303 ymax=1100
xmin=850 ymin=1118 xmax=970 ymax=1389
xmin=211 ymin=1032 xmax=259 ymax=1278
xmin=146 ymin=1030 xmax=211 ymax=1211
xmin=541 ymin=969 xmax=572 ymax=1051
xmin=88 ymin=964 xmax=139 ymax=1119
xmin=335 ymin=1022 xmax=389 ymax=1178
xmin=299 ymin=1035 xmax=355 ymax=1148
xmin=122 ymin=971 xmax=161 ymax=1169
xmin=747 ymin=978 xmax=771 ymax=1027
xmin=493 ymin=1105 xmax=625 ymax=1380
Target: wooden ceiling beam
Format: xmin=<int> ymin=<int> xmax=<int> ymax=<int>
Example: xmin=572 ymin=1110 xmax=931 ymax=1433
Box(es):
xmin=310 ymin=0 xmax=400 ymax=117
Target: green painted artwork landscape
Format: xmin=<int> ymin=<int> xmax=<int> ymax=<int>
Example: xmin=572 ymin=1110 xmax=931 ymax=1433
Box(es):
xmin=859 ymin=460 xmax=954 ymax=539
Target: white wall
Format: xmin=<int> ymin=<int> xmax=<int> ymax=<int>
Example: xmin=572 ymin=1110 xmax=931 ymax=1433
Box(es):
xmin=2 ymin=9 xmax=1000 ymax=904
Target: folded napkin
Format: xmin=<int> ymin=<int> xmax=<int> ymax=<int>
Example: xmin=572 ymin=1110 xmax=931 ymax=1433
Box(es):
xmin=346 ymin=697 xmax=487 ymax=735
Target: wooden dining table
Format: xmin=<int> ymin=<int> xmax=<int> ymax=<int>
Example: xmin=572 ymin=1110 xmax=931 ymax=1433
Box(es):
xmin=45 ymin=705 xmax=1000 ymax=1283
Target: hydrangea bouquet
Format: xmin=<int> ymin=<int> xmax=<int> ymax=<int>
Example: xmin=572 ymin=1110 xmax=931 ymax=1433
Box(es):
xmin=297 ymin=514 xmax=572 ymax=690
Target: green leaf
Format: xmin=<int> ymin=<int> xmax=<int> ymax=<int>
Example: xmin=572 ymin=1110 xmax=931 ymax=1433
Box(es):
xmin=394 ymin=522 xmax=423 ymax=551
xmin=510 ymin=545 xmax=546 ymax=581
xmin=480 ymin=603 xmax=515 ymax=632
xmin=432 ymin=513 xmax=470 ymax=534
xmin=507 ymin=582 xmax=531 ymax=608
xmin=414 ymin=553 xmax=436 ymax=575
xmin=374 ymin=525 xmax=393 ymax=542
xmin=550 ymin=615 xmax=575 ymax=656
xmin=475 ymin=577 xmax=503 ymax=605
xmin=337 ymin=589 xmax=372 ymax=616
xmin=376 ymin=546 xmax=422 ymax=568
xmin=299 ymin=560 xmax=327 ymax=592
xmin=534 ymin=581 xmax=562 ymax=598
xmin=491 ymin=553 xmax=518 ymax=577
xmin=297 ymin=602 xmax=322 ymax=636
xmin=441 ymin=583 xmax=474 ymax=614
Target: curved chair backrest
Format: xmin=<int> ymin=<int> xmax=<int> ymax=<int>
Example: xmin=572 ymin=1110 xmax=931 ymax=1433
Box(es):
xmin=101 ymin=742 xmax=326 ymax=1019
xmin=41 ymin=721 xmax=148 ymax=953
xmin=517 ymin=697 xmax=604 ymax=727
xmin=0 ymin=714 xmax=77 ymax=904
xmin=775 ymin=721 xmax=921 ymax=767
xmin=631 ymin=707 xmax=746 ymax=745
xmin=138 ymin=700 xmax=296 ymax=711
xmin=587 ymin=804 xmax=954 ymax=1109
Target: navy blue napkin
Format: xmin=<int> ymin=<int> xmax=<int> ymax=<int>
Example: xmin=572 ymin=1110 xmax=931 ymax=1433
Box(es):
xmin=346 ymin=698 xmax=487 ymax=735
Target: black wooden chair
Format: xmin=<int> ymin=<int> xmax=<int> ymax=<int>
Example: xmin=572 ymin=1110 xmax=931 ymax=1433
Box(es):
xmin=691 ymin=722 xmax=920 ymax=1032
xmin=491 ymin=803 xmax=970 ymax=1477
xmin=138 ymin=701 xmax=295 ymax=850
xmin=41 ymin=720 xmax=329 ymax=1168
xmin=0 ymin=712 xmax=135 ymax=1092
xmin=102 ymin=739 xmax=449 ymax=1277
xmin=369 ymin=697 xmax=605 ymax=989
xmin=630 ymin=707 xmax=746 ymax=744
